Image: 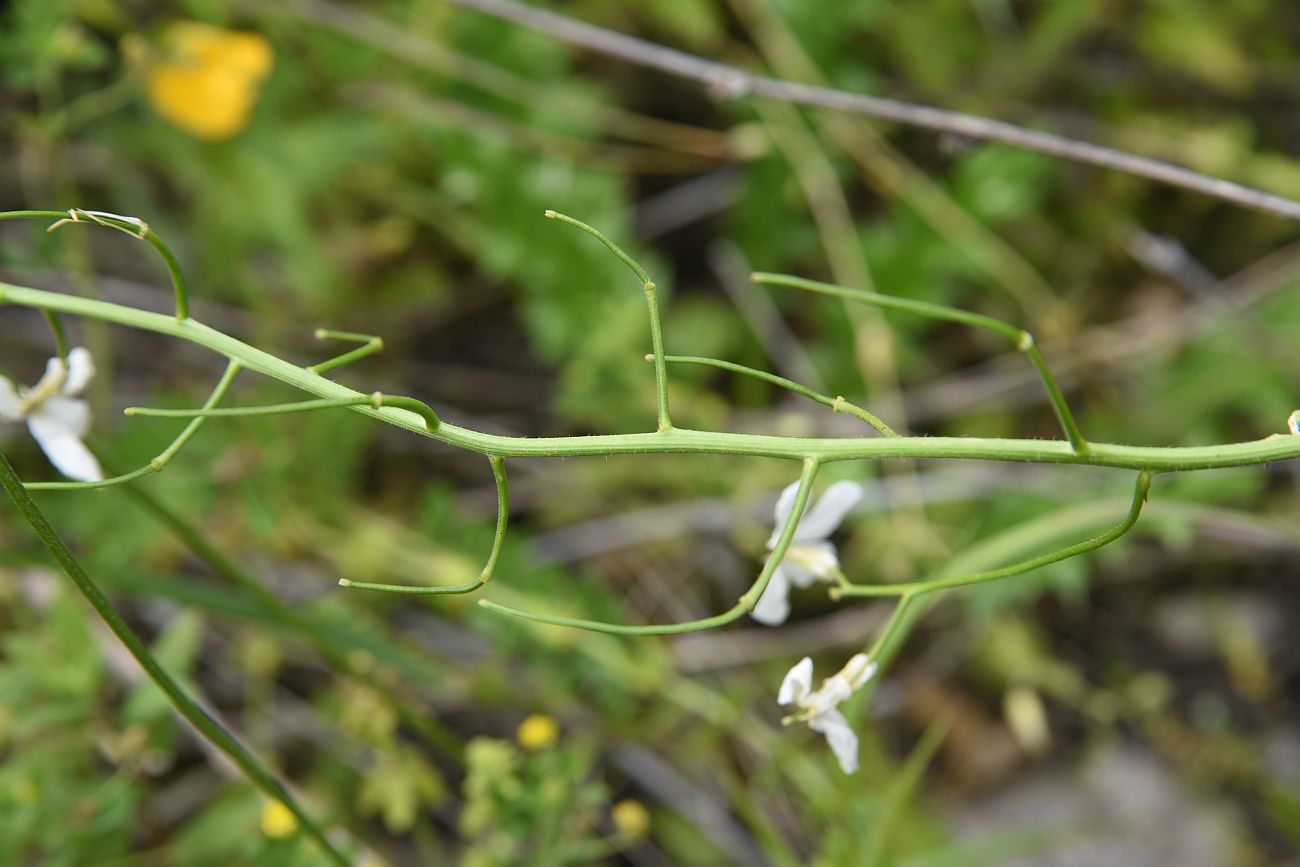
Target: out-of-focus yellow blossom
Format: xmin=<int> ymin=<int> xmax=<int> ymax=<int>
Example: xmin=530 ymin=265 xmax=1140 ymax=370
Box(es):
xmin=136 ymin=22 xmax=273 ymax=141
xmin=515 ymin=714 xmax=559 ymax=751
xmin=260 ymin=800 xmax=298 ymax=839
xmin=611 ymin=799 xmax=651 ymax=840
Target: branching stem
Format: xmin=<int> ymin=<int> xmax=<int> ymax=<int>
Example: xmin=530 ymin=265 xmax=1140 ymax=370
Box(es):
xmin=25 ymin=360 xmax=243 ymax=491
xmin=836 ymin=471 xmax=1153 ymax=598
xmin=43 ymin=311 xmax=70 ymax=360
xmin=340 ymin=455 xmax=510 ymax=595
xmin=753 ymin=272 xmax=1088 ymax=452
xmin=4 ymin=277 xmax=1298 ymax=470
xmin=476 ymin=456 xmax=820 ymax=634
xmin=545 ymin=210 xmax=673 ymax=431
xmin=126 ymin=394 xmax=379 ymax=418
xmin=664 ymin=354 xmax=898 ymax=437
xmin=2 ymin=209 xmax=192 ymax=320
xmin=310 ymin=328 xmax=384 ymax=375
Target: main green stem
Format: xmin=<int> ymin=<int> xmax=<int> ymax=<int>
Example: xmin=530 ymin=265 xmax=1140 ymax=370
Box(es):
xmin=3 ymin=281 xmax=1298 ymax=471
xmin=0 ymin=450 xmax=351 ymax=867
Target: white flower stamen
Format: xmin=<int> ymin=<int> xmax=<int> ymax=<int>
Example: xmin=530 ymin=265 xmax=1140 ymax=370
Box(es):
xmin=752 ymin=479 xmax=864 ymax=625
xmin=778 ymin=653 xmax=878 ymax=774
xmin=0 ymin=348 xmax=104 ymax=482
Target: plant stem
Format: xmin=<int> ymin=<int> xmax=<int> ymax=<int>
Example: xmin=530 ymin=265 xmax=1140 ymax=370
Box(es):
xmin=126 ymin=395 xmax=377 ymax=418
xmin=310 ymin=329 xmax=384 ymax=375
xmin=43 ymin=311 xmax=70 ymax=360
xmin=753 ymin=272 xmax=1088 ymax=452
xmin=118 ymin=481 xmax=465 ymax=759
xmin=340 ymin=455 xmax=510 ymax=595
xmin=545 ymin=210 xmax=673 ymax=431
xmin=481 ymin=455 xmax=509 ymax=581
xmin=442 ymin=0 xmax=1300 ymax=222
xmin=837 ymin=471 xmax=1152 ymax=597
xmin=3 ymin=281 xmax=1299 ymax=472
xmin=0 ymin=449 xmax=351 ymax=867
xmin=477 ymin=457 xmax=820 ymax=633
xmin=664 ymin=354 xmax=898 ymax=436
xmin=25 ymin=360 xmax=243 ymax=491
xmin=2 ymin=210 xmax=191 ymax=320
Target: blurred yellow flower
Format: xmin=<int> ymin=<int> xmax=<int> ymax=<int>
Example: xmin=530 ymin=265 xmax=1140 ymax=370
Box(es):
xmin=611 ymin=799 xmax=651 ymax=841
xmin=139 ymin=22 xmax=273 ymax=141
xmin=515 ymin=714 xmax=559 ymax=751
xmin=260 ymin=800 xmax=298 ymax=839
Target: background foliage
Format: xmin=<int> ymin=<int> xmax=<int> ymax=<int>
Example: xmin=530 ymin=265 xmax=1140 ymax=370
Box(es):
xmin=2 ymin=1 xmax=1299 ymax=864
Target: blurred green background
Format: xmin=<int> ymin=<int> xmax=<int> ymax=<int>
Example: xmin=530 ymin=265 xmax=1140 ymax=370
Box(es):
xmin=2 ymin=1 xmax=1300 ymax=864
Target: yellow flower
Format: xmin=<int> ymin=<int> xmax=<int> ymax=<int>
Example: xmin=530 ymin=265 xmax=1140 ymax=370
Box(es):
xmin=260 ymin=800 xmax=299 ymax=839
xmin=515 ymin=714 xmax=559 ymax=751
xmin=611 ymin=799 xmax=651 ymax=841
xmin=139 ymin=22 xmax=273 ymax=141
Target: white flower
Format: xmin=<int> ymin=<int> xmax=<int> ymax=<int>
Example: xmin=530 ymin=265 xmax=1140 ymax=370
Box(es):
xmin=751 ymin=479 xmax=864 ymax=625
xmin=778 ymin=653 xmax=878 ymax=774
xmin=1289 ymin=410 xmax=1300 ymax=436
xmin=0 ymin=348 xmax=103 ymax=482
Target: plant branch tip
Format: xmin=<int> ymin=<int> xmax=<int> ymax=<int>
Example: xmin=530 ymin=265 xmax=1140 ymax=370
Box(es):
xmin=46 ymin=208 xmax=149 ymax=239
xmin=544 ymin=209 xmax=557 ymax=218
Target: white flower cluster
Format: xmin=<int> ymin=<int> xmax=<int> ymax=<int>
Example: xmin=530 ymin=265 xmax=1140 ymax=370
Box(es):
xmin=754 ymin=475 xmax=879 ymax=772
xmin=0 ymin=348 xmax=103 ymax=482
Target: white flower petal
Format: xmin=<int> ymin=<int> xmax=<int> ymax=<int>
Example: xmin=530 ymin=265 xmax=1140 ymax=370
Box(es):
xmin=796 ymin=480 xmax=863 ymax=541
xmin=35 ymin=396 xmax=91 ymax=438
xmin=778 ymin=657 xmax=814 ymax=706
xmin=809 ymin=708 xmax=859 ymax=774
xmin=28 ymin=403 xmax=102 ymax=482
xmin=62 ymin=348 xmax=95 ymax=396
xmin=767 ymin=480 xmax=802 ymax=548
xmin=0 ymin=376 xmax=21 ymax=421
xmin=751 ymin=568 xmax=792 ymax=626
xmin=840 ymin=654 xmax=879 ymax=691
xmin=33 ymin=355 xmax=67 ymax=394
